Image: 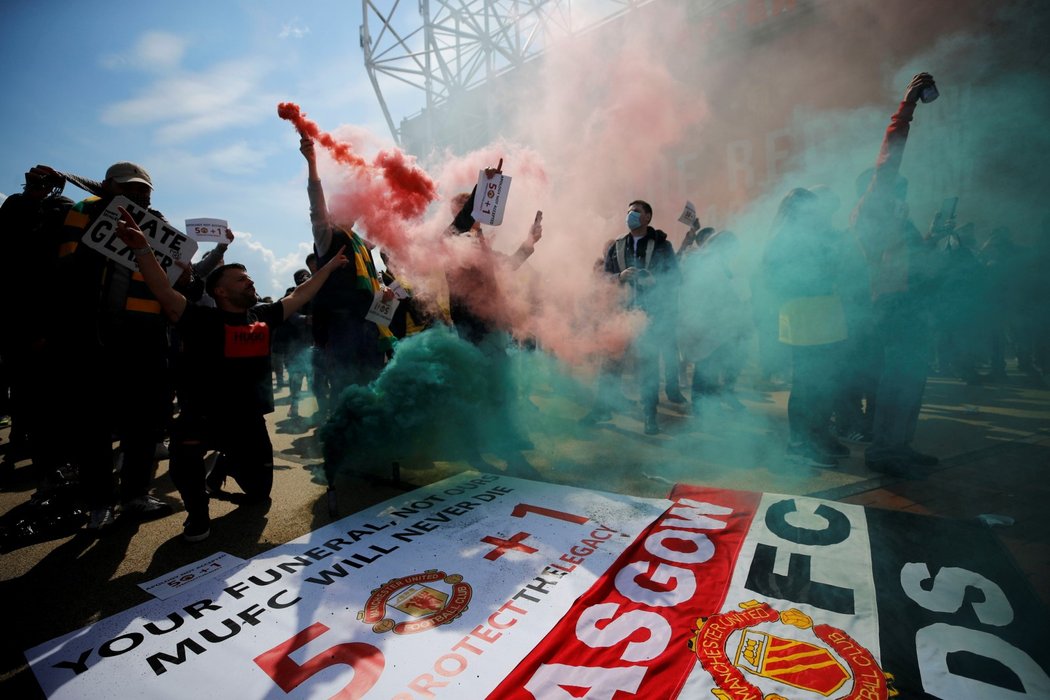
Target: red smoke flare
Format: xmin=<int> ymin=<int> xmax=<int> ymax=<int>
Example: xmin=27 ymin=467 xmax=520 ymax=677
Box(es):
xmin=277 ymin=101 xmax=437 ymax=223
xmin=277 ymin=102 xmax=367 ymax=168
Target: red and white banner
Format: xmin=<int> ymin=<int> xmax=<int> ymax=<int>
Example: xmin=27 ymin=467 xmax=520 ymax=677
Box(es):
xmin=26 ymin=477 xmax=1050 ymax=699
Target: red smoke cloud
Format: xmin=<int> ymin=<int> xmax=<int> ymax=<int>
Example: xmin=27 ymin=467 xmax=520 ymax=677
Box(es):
xmin=277 ymin=104 xmax=650 ymax=367
xmin=277 ymin=101 xmax=438 ymax=243
xmin=374 ymin=150 xmax=437 ymax=220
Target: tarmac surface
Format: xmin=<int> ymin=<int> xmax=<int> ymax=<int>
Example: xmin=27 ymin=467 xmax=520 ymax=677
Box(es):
xmin=1 ymin=358 xmax=1048 ymax=698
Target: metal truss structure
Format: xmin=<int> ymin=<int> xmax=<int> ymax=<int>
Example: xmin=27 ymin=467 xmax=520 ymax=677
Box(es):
xmin=360 ymin=0 xmax=655 ymax=149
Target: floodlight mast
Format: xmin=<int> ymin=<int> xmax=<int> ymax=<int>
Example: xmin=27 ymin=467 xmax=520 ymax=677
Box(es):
xmin=361 ymin=0 xmax=652 ymax=151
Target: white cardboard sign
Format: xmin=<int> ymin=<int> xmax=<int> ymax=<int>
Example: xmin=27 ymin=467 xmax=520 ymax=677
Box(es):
xmin=185 ymin=218 xmax=229 ymax=244
xmin=80 ymin=196 xmax=198 ymax=285
xmin=386 ymin=280 xmax=410 ymax=300
xmin=471 ymin=171 xmax=512 ymax=226
xmin=365 ymin=290 xmax=399 ymax=326
xmin=678 ymin=200 xmax=698 ymax=227
xmin=137 ymin=552 xmax=247 ymax=600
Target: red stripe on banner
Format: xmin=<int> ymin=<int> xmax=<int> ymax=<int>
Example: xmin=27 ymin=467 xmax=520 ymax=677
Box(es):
xmin=488 ymin=487 xmax=761 ymax=699
xmin=668 ymin=483 xmax=738 ymax=503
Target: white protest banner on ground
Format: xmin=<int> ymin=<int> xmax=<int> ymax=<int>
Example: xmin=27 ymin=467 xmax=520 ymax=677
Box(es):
xmin=80 ymin=196 xmax=198 ymax=285
xmin=138 ymin=553 xmax=247 ymax=601
xmin=26 ymin=476 xmax=1050 ymax=699
xmin=27 ymin=474 xmax=668 ymax=700
xmin=472 ymin=170 xmax=512 ymax=226
xmin=678 ymin=200 xmax=698 ymax=226
xmin=365 ymin=291 xmax=399 ymax=326
xmin=185 ymin=218 xmax=229 ymax=244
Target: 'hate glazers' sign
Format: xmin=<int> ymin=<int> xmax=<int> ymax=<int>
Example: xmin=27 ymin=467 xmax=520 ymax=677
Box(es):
xmin=80 ymin=195 xmax=198 ymax=285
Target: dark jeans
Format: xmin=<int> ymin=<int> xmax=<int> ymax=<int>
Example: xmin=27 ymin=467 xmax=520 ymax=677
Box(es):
xmin=115 ymin=389 xmax=170 ymax=502
xmin=170 ymin=411 xmax=274 ymax=518
xmin=692 ymin=341 xmax=746 ymax=400
xmin=1 ymin=340 xmax=62 ymax=479
xmin=866 ymin=295 xmax=929 ymax=460
xmin=316 ymin=315 xmax=384 ymax=418
xmin=753 ymin=304 xmax=790 ymax=381
xmin=595 ymin=330 xmax=659 ymax=419
xmin=788 ymin=342 xmax=843 ymax=445
xmin=650 ymin=313 xmax=681 ymax=393
xmin=286 ymin=346 xmax=310 ymax=402
xmin=833 ymin=325 xmax=880 ymax=435
xmin=62 ymin=333 xmax=171 ymax=508
xmin=990 ymin=314 xmax=1036 ymax=373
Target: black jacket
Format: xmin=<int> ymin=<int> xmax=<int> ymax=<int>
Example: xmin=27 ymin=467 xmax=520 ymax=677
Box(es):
xmin=603 ymin=226 xmax=679 ymax=313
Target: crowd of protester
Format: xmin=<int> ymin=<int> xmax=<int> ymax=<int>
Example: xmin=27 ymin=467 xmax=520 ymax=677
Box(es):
xmin=1 ymin=71 xmax=1048 ymax=544
xmin=578 ymin=73 xmax=1048 ymax=471
xmin=0 ymin=154 xmax=382 ymax=542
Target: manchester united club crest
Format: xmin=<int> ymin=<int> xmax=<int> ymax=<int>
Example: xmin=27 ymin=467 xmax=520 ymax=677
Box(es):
xmin=690 ymin=601 xmax=896 ymax=699
xmin=357 ymin=570 xmax=472 ymax=635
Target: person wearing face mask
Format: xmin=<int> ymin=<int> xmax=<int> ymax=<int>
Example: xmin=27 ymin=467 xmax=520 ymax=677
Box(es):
xmin=54 ymin=162 xmax=177 ymax=531
xmin=580 ymin=200 xmax=679 ymax=435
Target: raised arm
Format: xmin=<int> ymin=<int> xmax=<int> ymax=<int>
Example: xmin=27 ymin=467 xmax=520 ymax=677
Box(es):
xmin=852 ymin=72 xmax=936 ymax=267
xmin=300 ymin=136 xmax=333 ymax=254
xmin=450 ymin=159 xmax=505 ymax=234
xmin=508 ymin=210 xmax=543 ymax=271
xmin=115 ymin=207 xmax=187 ymax=322
xmin=192 ymin=228 xmax=234 ymax=277
xmin=869 ymin=72 xmax=935 ymax=198
xmin=280 ymin=245 xmax=349 ymax=319
xmin=29 ymin=164 xmax=103 ymax=197
xmin=678 ymin=221 xmax=702 ymax=257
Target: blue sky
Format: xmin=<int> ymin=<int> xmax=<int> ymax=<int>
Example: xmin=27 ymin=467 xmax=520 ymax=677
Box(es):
xmin=1 ymin=0 xmax=421 ymax=298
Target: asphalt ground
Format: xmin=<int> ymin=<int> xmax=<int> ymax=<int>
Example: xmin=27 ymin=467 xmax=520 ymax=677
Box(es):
xmin=1 ymin=359 xmax=1048 ymax=698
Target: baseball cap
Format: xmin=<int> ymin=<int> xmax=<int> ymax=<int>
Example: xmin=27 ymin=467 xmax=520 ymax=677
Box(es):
xmin=105 ymin=162 xmax=153 ymax=189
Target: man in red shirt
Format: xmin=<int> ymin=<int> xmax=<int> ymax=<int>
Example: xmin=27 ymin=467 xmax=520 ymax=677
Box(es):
xmin=113 ymin=207 xmax=349 ymax=541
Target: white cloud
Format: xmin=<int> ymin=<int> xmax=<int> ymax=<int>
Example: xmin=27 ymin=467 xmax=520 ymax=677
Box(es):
xmin=100 ymin=58 xmax=277 ymax=142
xmin=101 ymin=31 xmax=187 ymax=72
xmin=199 ymin=142 xmax=269 ymax=175
xmin=279 ymin=19 xmax=310 ymax=40
xmin=233 ymin=230 xmax=314 ymax=295
xmin=137 ymin=31 xmax=188 ymax=70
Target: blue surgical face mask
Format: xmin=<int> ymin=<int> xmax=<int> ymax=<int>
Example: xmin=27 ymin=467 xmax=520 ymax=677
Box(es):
xmin=626 ymin=210 xmax=643 ymax=231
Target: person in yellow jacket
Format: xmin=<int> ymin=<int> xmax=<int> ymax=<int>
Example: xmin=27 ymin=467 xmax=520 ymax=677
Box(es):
xmin=761 ymin=187 xmax=849 ymax=468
